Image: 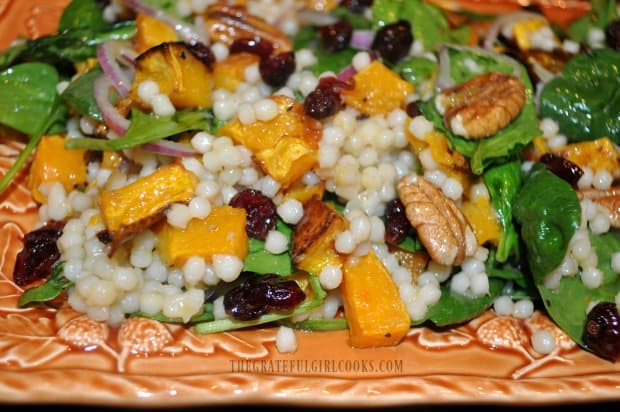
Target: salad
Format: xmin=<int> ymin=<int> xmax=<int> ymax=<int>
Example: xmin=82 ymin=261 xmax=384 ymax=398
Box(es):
xmin=1 ymin=0 xmax=619 ymax=362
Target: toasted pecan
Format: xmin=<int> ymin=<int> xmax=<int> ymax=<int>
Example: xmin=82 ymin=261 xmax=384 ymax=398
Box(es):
xmin=435 ymin=72 xmax=526 ymax=139
xmin=397 ymin=174 xmax=477 ymax=266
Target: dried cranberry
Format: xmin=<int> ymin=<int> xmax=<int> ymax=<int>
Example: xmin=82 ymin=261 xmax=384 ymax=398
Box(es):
xmin=406 ymin=100 xmax=422 ymax=118
xmin=186 ymin=42 xmax=216 ymax=69
xmin=583 ymin=302 xmax=620 ymax=362
xmin=230 ymin=37 xmax=274 ymax=60
xmin=320 ymin=19 xmax=353 ymax=53
xmin=339 ymin=0 xmax=373 ymax=13
xmin=13 ymin=220 xmax=65 ymax=286
xmin=605 ymin=19 xmax=620 ymax=51
xmin=223 ymin=275 xmax=306 ymax=321
xmin=229 ymin=188 xmax=277 ymax=239
xmin=384 ymin=198 xmax=412 ymax=245
xmin=372 ymin=20 xmax=413 ymax=64
xmin=539 ymin=153 xmax=584 ymax=186
xmin=259 ymin=51 xmax=296 ymax=88
xmin=304 ymin=76 xmax=353 ymax=119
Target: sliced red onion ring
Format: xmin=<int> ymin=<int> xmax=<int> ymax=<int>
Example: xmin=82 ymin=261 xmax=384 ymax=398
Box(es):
xmin=97 ymin=41 xmax=132 ymax=97
xmin=94 ymin=74 xmax=131 ymax=137
xmin=350 ymin=29 xmax=374 ymax=50
xmin=336 ymin=50 xmax=377 ymax=82
xmin=121 ymin=0 xmax=206 ymax=45
xmin=483 ymin=11 xmax=546 ymax=50
xmin=141 ymin=140 xmax=198 ymax=157
xmin=436 ymin=46 xmax=453 ymax=90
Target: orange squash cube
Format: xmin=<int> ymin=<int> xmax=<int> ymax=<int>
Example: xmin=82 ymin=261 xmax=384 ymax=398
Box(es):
xmin=157 ymin=205 xmax=248 ymax=266
xmin=134 ymin=13 xmax=178 ymax=54
xmin=213 ymin=52 xmax=260 ymax=92
xmin=28 ymin=135 xmax=87 ymax=203
xmin=341 ymin=251 xmax=411 ymax=348
xmin=342 ymin=60 xmax=414 ymax=116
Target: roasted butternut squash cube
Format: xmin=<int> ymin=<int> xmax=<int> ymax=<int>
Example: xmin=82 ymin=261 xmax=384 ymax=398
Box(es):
xmin=217 ymin=95 xmax=321 ymax=152
xmin=341 ymin=250 xmax=411 ymax=348
xmin=291 ymin=197 xmax=347 ymax=275
xmin=281 ymin=180 xmax=326 ymax=205
xmin=157 ymin=205 xmax=248 ymax=266
xmin=342 ymin=60 xmax=413 ymax=116
xmin=213 ymin=52 xmax=260 ymax=92
xmin=255 ymin=137 xmax=318 ymax=188
xmin=28 ymin=135 xmax=87 ymax=203
xmin=461 ymin=194 xmax=501 ymax=246
xmin=553 ymin=137 xmax=620 ymax=176
xmin=98 ymin=164 xmax=198 ymax=247
xmin=134 ymin=13 xmax=178 ymax=54
xmin=132 ymin=42 xmax=214 ymax=109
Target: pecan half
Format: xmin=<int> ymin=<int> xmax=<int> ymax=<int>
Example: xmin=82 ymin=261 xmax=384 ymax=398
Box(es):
xmin=397 ymin=174 xmax=477 ymax=266
xmin=578 ymin=186 xmax=620 ymax=228
xmin=205 ymin=4 xmax=291 ymax=53
xmin=435 ymin=72 xmax=526 ymax=139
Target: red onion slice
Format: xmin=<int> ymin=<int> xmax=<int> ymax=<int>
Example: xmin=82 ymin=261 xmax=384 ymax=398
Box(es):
xmin=141 ymin=140 xmax=198 ymax=157
xmin=97 ymin=41 xmax=132 ymax=97
xmin=93 ymin=74 xmax=131 ymax=137
xmin=350 ymin=29 xmax=374 ymax=50
xmin=336 ymin=50 xmax=377 ymax=82
xmin=121 ymin=0 xmax=206 ymax=45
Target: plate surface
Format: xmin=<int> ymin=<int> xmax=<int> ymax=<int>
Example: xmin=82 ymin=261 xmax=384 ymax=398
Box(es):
xmin=1 ymin=0 xmax=619 ymax=407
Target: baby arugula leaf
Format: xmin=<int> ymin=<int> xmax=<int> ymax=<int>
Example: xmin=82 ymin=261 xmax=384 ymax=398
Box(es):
xmin=18 ymin=262 xmax=72 ymax=307
xmin=65 ymin=108 xmax=217 ymax=151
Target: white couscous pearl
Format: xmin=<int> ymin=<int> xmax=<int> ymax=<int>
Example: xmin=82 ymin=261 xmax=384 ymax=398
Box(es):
xmin=183 ymin=256 xmax=207 ymax=286
xmin=611 ymin=252 xmax=620 ymax=274
xmin=493 ymin=296 xmax=514 ymax=316
xmin=512 ymin=299 xmax=534 ymax=319
xmin=253 ymin=98 xmax=279 ymax=121
xmin=265 ymin=230 xmax=289 ymax=254
xmin=275 ymin=326 xmax=297 ymax=353
xmin=531 ymin=329 xmax=557 ymax=355
xmin=212 ymin=254 xmax=243 ymax=282
xmin=581 ymin=267 xmax=603 ymax=289
xmin=277 ymin=198 xmax=304 ymax=225
xmin=319 ymin=265 xmax=343 ymax=290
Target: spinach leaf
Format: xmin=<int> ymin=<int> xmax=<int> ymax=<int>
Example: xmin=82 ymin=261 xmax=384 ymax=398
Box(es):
xmin=417 ymin=278 xmax=504 ymax=326
xmin=538 ymin=48 xmax=620 ymax=144
xmin=194 ymin=275 xmax=327 ymax=334
xmin=394 ymin=57 xmax=438 ymax=97
xmin=331 ymin=7 xmax=372 ymax=30
xmin=537 ymin=231 xmax=620 ymax=348
xmin=279 ymin=317 xmax=349 ymax=331
xmin=513 ymin=163 xmax=581 ymax=280
xmin=419 ymin=46 xmax=541 ymax=174
xmin=58 ymin=0 xmax=106 ymax=31
xmin=483 ymin=160 xmax=522 ymax=262
xmin=0 ymin=62 xmax=64 ymax=194
xmin=18 ymin=263 xmax=73 ymax=307
xmin=372 ymin=0 xmax=469 ymax=51
xmin=243 ymin=221 xmax=293 ymax=276
xmin=566 ymin=0 xmax=618 ymax=43
xmin=60 ymin=65 xmax=103 ymax=121
xmin=0 ymin=63 xmax=60 ymax=135
xmin=131 ymin=303 xmax=215 ymax=324
xmin=65 ymin=108 xmax=216 ymax=151
xmin=0 ymin=21 xmax=136 ymax=71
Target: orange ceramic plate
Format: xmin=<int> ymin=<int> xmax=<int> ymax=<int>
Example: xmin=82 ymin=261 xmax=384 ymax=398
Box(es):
xmin=0 ymin=0 xmax=619 ymax=407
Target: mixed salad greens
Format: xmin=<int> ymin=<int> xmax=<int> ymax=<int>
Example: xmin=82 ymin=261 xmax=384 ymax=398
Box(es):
xmin=1 ymin=0 xmax=619 ymax=362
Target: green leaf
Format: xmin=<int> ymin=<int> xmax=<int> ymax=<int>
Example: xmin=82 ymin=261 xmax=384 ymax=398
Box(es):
xmin=131 ymin=303 xmax=215 ymax=324
xmin=419 ymin=46 xmax=541 ymax=174
xmin=65 ymin=108 xmax=216 ymax=151
xmin=241 ymin=221 xmax=293 ymax=276
xmin=18 ymin=263 xmax=73 ymax=307
xmin=567 ymin=0 xmax=618 ymax=43
xmin=0 ymin=63 xmax=60 ymax=136
xmin=60 ymin=65 xmax=103 ymax=121
xmin=483 ymin=160 xmax=522 ymax=262
xmin=279 ymin=317 xmax=349 ymax=331
xmin=419 ymin=278 xmax=504 ymax=327
xmin=58 ymin=0 xmax=106 ymax=31
xmin=513 ymin=163 xmax=581 ymax=280
xmin=536 ymin=231 xmax=620 ymax=348
xmin=538 ymin=48 xmax=620 ymax=144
